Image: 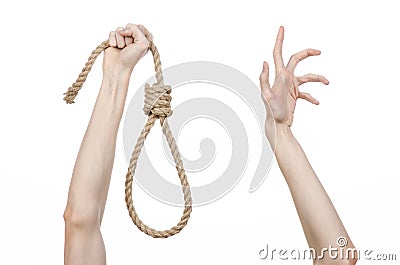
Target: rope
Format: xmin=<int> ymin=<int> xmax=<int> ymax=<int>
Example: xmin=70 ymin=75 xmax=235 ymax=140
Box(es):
xmin=63 ymin=39 xmax=192 ymax=238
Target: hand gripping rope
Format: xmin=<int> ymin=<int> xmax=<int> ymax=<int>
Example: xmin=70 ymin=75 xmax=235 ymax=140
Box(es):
xmin=63 ymin=38 xmax=192 ymax=238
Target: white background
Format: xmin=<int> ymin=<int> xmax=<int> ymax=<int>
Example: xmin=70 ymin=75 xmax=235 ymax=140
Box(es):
xmin=0 ymin=0 xmax=399 ymax=264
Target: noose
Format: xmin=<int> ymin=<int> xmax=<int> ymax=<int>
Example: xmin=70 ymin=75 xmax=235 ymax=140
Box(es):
xmin=63 ymin=38 xmax=192 ymax=238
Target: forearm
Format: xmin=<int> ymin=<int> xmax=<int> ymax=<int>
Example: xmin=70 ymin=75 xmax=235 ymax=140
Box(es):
xmin=65 ymin=69 xmax=130 ymax=224
xmin=270 ymin=125 xmax=355 ymax=260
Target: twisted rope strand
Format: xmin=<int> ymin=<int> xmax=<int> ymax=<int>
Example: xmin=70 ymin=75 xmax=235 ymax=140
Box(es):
xmin=63 ymin=41 xmax=110 ymax=104
xmin=125 ymin=115 xmax=192 ymax=238
xmin=64 ymin=38 xmax=192 ymax=238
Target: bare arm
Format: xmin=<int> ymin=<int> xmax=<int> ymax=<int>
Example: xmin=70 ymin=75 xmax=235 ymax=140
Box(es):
xmin=63 ymin=24 xmax=152 ymax=265
xmin=259 ymin=27 xmax=356 ymax=265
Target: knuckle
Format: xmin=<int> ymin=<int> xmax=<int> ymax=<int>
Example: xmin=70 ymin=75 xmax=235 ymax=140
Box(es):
xmin=290 ymin=54 xmax=298 ymax=63
xmin=265 ymin=91 xmax=275 ymax=100
xmin=280 ymin=70 xmax=291 ymax=79
xmin=304 ymin=73 xmax=313 ymax=80
xmin=277 ymin=71 xmax=291 ymax=82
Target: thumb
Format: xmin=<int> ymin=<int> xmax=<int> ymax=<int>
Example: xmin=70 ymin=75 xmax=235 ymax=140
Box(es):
xmin=259 ymin=61 xmax=272 ymax=96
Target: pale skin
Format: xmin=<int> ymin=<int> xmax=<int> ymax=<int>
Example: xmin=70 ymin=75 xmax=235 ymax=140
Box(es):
xmin=259 ymin=26 xmax=357 ymax=265
xmin=63 ymin=23 xmax=152 ymax=265
xmin=64 ymin=24 xmax=356 ymax=265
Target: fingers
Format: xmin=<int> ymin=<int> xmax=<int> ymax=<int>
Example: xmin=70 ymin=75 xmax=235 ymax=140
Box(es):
xmin=120 ymin=24 xmax=148 ymax=48
xmin=109 ymin=29 xmax=131 ymax=48
xmin=297 ymin=73 xmax=329 ymax=86
xmin=296 ymin=73 xmax=328 ymax=105
xmin=273 ymin=26 xmax=285 ymax=71
xmin=286 ymin=48 xmax=321 ymax=72
xmin=259 ymin=61 xmax=272 ymax=96
xmin=120 ymin=24 xmax=145 ymax=40
xmin=125 ymin=36 xmax=134 ymax=46
xmin=115 ymin=27 xmax=126 ymax=48
xmin=109 ymin=31 xmax=117 ymax=47
xmin=108 ymin=24 xmax=151 ymax=49
xmin=298 ymin=92 xmax=319 ymax=105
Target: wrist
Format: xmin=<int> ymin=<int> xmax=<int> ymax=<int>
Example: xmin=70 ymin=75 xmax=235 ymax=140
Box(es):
xmin=98 ymin=66 xmax=132 ymax=112
xmin=265 ymin=121 xmax=294 ymax=150
xmin=102 ymin=64 xmax=132 ymax=83
xmin=275 ymin=123 xmax=292 ymax=138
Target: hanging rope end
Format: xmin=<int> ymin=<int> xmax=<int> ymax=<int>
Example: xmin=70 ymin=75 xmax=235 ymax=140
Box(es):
xmin=63 ymin=89 xmax=78 ymax=104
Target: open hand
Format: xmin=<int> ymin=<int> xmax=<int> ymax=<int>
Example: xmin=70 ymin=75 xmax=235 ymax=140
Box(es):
xmin=259 ymin=26 xmax=329 ymax=130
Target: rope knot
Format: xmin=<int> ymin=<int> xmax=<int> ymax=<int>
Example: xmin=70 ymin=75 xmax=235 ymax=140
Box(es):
xmin=143 ymin=82 xmax=172 ymax=118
